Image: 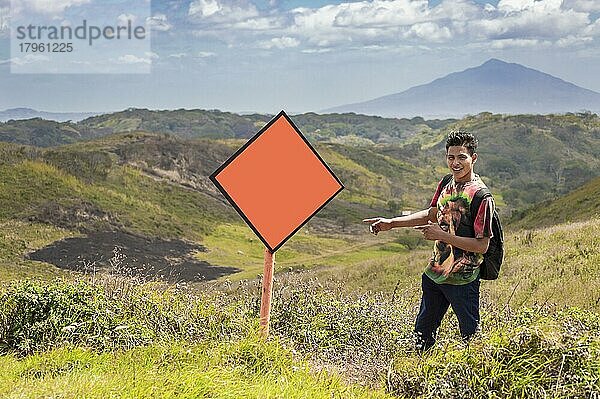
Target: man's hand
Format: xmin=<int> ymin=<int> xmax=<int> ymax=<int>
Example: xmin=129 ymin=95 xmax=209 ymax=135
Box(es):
xmin=414 ymin=221 xmax=448 ymax=241
xmin=362 ymin=217 xmax=393 ymax=235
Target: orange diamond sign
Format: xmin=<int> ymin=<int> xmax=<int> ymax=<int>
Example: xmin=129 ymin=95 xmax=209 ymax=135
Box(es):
xmin=210 ymin=111 xmax=344 ymax=252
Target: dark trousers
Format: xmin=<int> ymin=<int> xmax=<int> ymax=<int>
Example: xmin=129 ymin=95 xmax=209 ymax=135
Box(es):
xmin=414 ymin=273 xmax=480 ymax=351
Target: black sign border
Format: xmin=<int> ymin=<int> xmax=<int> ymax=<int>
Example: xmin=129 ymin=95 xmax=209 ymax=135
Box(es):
xmin=210 ymin=110 xmax=344 ymax=253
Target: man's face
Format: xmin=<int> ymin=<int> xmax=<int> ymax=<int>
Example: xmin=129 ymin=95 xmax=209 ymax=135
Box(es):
xmin=446 ymin=145 xmax=477 ymax=182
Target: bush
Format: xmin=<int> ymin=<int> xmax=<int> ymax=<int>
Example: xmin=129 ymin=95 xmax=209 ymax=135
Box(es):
xmin=387 ymin=306 xmax=600 ymax=398
xmin=0 ymin=278 xmax=255 ymax=356
xmin=0 ymin=280 xmax=152 ymax=355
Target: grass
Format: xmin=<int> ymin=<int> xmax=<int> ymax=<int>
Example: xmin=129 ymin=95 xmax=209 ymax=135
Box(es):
xmin=487 ymin=219 xmax=600 ymax=309
xmin=290 ymin=216 xmax=600 ymax=311
xmin=387 ymin=306 xmax=600 ymax=398
xmin=511 ymin=175 xmax=600 ymax=229
xmin=193 ymin=223 xmax=417 ymax=280
xmin=0 ymin=340 xmax=391 ymax=399
xmin=0 ymin=219 xmax=74 ymax=281
xmin=0 ymin=277 xmax=394 ymax=398
xmin=0 ymin=134 xmax=599 ymax=397
xmin=85 ymin=166 xmax=234 ymax=240
xmin=1 ymin=264 xmax=598 ymax=398
xmin=0 ymin=157 xmax=237 ymax=241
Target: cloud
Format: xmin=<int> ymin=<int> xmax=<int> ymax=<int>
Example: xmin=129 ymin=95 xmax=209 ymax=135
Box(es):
xmin=584 ymin=18 xmax=600 ymax=36
xmin=330 ymin=0 xmax=430 ymax=28
xmin=118 ymin=13 xmax=137 ymax=26
xmin=497 ymin=0 xmax=562 ymax=13
xmin=145 ymin=51 xmax=159 ymax=60
xmin=229 ymin=16 xmax=285 ymax=30
xmin=11 ymin=54 xmax=50 ymax=65
xmin=0 ymin=6 xmax=9 ymax=32
xmin=301 ymin=48 xmax=332 ymax=53
xmin=471 ymin=7 xmax=589 ymax=40
xmin=146 ymin=13 xmax=172 ymax=31
xmin=556 ymin=35 xmax=593 ymax=47
xmin=489 ymin=38 xmax=546 ymax=48
xmin=197 ymin=51 xmax=216 ymax=57
xmin=404 ymin=22 xmax=452 ymax=42
xmin=563 ymin=0 xmax=600 ymax=12
xmin=258 ymin=36 xmax=300 ymax=49
xmin=116 ymin=54 xmax=152 ymax=64
xmin=188 ymin=0 xmax=258 ymax=23
xmin=12 ymin=0 xmax=92 ymax=16
xmin=179 ymin=0 xmax=598 ymax=51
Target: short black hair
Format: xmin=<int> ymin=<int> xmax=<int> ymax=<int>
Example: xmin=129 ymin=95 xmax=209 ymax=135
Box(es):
xmin=446 ymin=130 xmax=478 ymax=156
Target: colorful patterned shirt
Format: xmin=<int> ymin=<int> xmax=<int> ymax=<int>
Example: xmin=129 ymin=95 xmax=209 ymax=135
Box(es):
xmin=425 ymin=174 xmax=494 ymax=285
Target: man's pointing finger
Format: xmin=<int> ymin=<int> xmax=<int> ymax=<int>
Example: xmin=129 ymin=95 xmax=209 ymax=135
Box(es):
xmin=362 ymin=218 xmax=380 ymax=224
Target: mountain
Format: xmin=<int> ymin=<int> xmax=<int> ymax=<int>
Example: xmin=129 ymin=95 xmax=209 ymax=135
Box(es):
xmin=0 ymin=108 xmax=100 ymax=122
xmin=324 ymin=59 xmax=600 ymax=118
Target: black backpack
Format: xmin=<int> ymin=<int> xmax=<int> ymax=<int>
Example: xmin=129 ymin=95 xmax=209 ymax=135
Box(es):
xmin=440 ymin=174 xmax=504 ymax=280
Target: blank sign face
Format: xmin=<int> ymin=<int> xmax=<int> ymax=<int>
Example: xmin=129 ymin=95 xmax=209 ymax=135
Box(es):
xmin=210 ymin=111 xmax=344 ymax=252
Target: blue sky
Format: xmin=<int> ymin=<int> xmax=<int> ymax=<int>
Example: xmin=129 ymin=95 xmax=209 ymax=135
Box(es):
xmin=0 ymin=0 xmax=599 ymax=114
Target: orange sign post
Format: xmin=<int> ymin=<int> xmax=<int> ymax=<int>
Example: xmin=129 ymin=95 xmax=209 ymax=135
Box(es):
xmin=210 ymin=111 xmax=343 ymax=338
xmin=259 ymin=248 xmax=275 ymax=336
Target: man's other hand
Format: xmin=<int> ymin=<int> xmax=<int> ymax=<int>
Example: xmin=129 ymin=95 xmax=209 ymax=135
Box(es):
xmin=414 ymin=221 xmax=447 ymax=241
xmin=362 ymin=217 xmax=392 ymax=235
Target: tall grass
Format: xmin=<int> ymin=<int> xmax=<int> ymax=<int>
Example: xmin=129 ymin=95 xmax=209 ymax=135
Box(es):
xmin=1 ymin=272 xmax=598 ymax=398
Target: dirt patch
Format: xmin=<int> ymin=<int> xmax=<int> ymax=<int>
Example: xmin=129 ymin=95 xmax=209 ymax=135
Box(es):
xmin=26 ymin=231 xmax=240 ymax=282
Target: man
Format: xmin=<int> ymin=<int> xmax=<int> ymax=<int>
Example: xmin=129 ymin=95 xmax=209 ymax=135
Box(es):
xmin=363 ymin=131 xmax=494 ymax=351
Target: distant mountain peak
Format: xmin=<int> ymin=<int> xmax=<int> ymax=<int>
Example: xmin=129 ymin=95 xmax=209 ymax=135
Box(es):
xmin=482 ymin=58 xmax=508 ymax=66
xmin=323 ymin=60 xmax=600 ymax=118
xmin=8 ymin=107 xmax=38 ymax=112
xmin=0 ymin=108 xmax=101 ymax=122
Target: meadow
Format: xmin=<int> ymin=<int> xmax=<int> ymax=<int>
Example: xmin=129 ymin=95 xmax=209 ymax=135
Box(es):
xmin=0 ymin=213 xmax=598 ymax=398
xmin=0 ymin=111 xmax=599 ymax=397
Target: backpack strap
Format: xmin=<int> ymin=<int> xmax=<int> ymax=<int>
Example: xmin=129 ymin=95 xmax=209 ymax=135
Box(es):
xmin=440 ymin=173 xmax=453 ymax=190
xmin=470 ymin=187 xmax=492 ymax=218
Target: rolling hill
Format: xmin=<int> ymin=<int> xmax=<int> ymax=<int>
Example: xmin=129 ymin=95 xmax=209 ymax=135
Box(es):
xmin=510 ymin=175 xmax=600 ymax=230
xmin=2 ymin=111 xmax=600 ymax=218
xmin=0 ymin=109 xmax=455 ymax=147
xmin=0 ymin=110 xmax=599 ymax=282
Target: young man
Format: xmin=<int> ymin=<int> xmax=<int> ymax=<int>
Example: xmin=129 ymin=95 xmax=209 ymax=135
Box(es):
xmin=363 ymin=131 xmax=494 ymax=351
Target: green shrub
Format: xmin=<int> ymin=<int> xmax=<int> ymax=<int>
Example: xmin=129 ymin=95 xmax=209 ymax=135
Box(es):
xmin=0 ymin=278 xmax=255 ymax=356
xmin=0 ymin=280 xmax=152 ymax=355
xmin=387 ymin=306 xmax=600 ymax=398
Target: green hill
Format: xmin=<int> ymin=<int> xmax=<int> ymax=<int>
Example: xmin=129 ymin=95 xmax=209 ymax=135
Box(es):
xmin=0 ymin=133 xmax=411 ymax=281
xmin=2 ymin=109 xmax=600 ymax=217
xmin=0 ymin=118 xmax=99 ymax=147
xmin=1 ymin=111 xmax=600 ymax=283
xmin=510 ymin=175 xmax=600 ymax=229
xmin=380 ymin=112 xmax=600 ymax=213
xmin=0 ymin=214 xmax=598 ymax=398
xmin=1 ymin=108 xmax=455 ymax=145
xmin=79 ymin=108 xmax=455 ymax=143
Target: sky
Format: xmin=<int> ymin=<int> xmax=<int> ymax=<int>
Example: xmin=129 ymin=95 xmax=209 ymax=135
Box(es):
xmin=0 ymin=0 xmax=599 ymax=114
